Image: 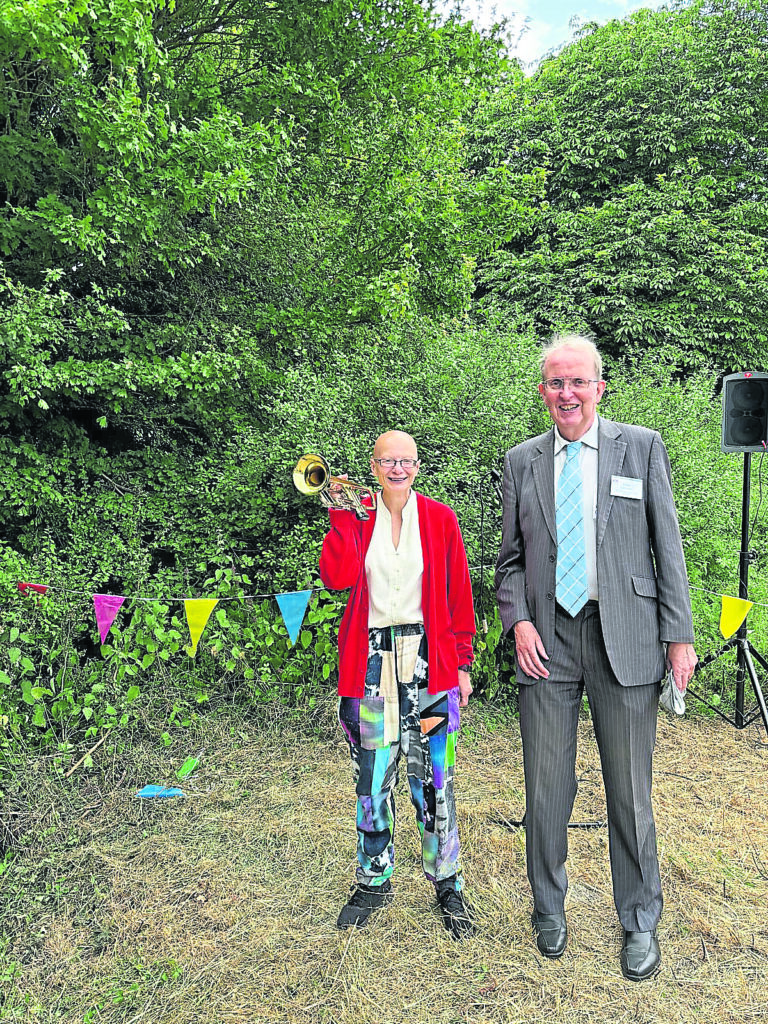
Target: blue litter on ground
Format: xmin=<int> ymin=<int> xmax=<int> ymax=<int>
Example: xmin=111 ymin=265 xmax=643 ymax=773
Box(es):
xmin=135 ymin=785 xmax=185 ymax=799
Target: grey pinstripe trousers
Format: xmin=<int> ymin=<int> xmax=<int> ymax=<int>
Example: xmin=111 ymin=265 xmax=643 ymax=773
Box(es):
xmin=518 ymin=602 xmax=663 ymax=932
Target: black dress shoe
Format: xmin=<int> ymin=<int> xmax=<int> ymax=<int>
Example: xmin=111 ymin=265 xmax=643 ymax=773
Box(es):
xmin=620 ymin=929 xmax=661 ymax=981
xmin=531 ymin=910 xmax=567 ymax=958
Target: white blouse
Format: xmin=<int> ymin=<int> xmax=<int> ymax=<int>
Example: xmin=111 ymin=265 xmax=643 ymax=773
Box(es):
xmin=365 ymin=490 xmax=424 ymax=627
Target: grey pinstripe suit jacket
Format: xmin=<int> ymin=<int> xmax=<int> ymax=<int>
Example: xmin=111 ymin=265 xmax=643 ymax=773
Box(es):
xmin=495 ymin=417 xmax=695 ymax=686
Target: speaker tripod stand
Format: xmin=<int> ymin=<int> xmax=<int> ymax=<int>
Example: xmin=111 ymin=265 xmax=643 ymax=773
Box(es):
xmin=687 ymin=452 xmax=768 ymax=735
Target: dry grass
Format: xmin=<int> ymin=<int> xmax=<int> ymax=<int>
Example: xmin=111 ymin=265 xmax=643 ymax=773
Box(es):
xmin=2 ymin=704 xmax=767 ymax=1023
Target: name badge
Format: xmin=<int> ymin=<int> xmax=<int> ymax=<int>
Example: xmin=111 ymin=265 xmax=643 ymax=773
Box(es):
xmin=611 ymin=475 xmax=643 ymax=500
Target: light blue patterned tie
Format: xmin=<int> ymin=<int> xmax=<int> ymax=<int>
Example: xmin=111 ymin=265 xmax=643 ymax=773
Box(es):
xmin=556 ymin=441 xmax=588 ymax=616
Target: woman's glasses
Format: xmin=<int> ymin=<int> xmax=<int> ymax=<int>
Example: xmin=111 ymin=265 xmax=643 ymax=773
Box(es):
xmin=373 ymin=458 xmax=419 ymax=470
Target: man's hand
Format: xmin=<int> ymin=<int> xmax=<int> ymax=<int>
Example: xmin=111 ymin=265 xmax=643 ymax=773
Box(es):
xmin=667 ymin=642 xmax=697 ymax=692
xmin=513 ymin=621 xmax=550 ymax=679
xmin=458 ymin=669 xmax=473 ymax=707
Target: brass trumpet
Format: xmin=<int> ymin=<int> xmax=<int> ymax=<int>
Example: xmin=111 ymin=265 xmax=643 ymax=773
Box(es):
xmin=292 ymin=453 xmax=377 ymax=520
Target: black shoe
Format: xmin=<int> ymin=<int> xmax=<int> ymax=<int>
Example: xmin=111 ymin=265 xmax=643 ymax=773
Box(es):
xmin=531 ymin=910 xmax=568 ymax=958
xmin=435 ymin=878 xmax=477 ymax=940
xmin=620 ymin=929 xmax=661 ymax=981
xmin=336 ymin=880 xmax=392 ymax=929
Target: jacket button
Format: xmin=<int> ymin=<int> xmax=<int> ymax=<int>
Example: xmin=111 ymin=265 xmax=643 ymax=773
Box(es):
xmin=549 ymin=554 xmax=555 ymax=562
xmin=546 ymin=592 xmax=554 ymax=601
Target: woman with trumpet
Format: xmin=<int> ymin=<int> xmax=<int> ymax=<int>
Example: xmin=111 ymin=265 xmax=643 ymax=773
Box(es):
xmin=318 ymin=430 xmax=477 ymax=940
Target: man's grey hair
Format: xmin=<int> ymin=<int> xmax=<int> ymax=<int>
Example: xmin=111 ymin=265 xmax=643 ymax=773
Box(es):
xmin=540 ymin=333 xmax=603 ymax=380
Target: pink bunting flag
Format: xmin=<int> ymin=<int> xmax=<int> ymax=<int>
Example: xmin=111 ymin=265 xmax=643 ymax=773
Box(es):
xmin=93 ymin=594 xmax=127 ymax=644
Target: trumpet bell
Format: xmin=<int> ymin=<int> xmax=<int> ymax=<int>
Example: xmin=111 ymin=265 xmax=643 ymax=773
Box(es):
xmin=293 ymin=453 xmax=330 ymax=495
xmin=292 ymin=452 xmax=376 ymax=520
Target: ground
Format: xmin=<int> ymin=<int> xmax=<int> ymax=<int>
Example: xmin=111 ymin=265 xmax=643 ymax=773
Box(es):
xmin=2 ymin=703 xmax=767 ymax=1023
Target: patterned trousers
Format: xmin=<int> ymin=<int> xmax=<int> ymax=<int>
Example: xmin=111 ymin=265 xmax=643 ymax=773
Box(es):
xmin=338 ymin=624 xmax=463 ymax=891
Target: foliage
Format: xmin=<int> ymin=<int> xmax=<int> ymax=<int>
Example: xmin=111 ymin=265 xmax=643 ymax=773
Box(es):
xmin=269 ymin=311 xmax=546 ymax=699
xmin=0 ymin=0 xmax=284 ymax=600
xmin=0 ymin=0 xmax=521 ymax=589
xmin=271 ymin=312 xmax=544 ymax=569
xmin=477 ymin=0 xmax=768 ymax=368
xmin=1 ymin=311 xmax=541 ymax=750
xmin=2 ymin=320 xmax=757 ymax=749
xmin=2 ymin=0 xmax=766 ymax=754
xmin=601 ymin=358 xmax=768 ymax=667
xmin=0 ymin=0 xmax=276 ymax=271
xmin=0 ymin=552 xmax=350 ymax=754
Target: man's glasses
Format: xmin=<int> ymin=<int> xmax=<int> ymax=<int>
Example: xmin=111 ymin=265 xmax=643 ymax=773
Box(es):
xmin=541 ymin=377 xmax=601 ymax=392
xmin=373 ymin=458 xmax=419 ymax=470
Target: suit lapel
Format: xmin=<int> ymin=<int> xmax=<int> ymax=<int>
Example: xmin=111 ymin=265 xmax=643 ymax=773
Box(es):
xmin=532 ymin=431 xmax=557 ymax=545
xmin=596 ymin=418 xmax=626 ymax=550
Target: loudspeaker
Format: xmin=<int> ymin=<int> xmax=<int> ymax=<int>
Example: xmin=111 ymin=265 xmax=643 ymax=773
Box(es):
xmin=721 ymin=371 xmax=768 ymax=453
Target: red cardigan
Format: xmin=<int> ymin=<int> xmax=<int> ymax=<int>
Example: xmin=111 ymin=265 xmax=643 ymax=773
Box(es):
xmin=319 ymin=491 xmax=476 ymax=697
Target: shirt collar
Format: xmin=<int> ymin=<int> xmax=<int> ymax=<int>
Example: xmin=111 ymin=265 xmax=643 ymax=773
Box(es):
xmin=376 ymin=489 xmax=417 ymax=520
xmin=554 ymin=416 xmax=600 ymax=455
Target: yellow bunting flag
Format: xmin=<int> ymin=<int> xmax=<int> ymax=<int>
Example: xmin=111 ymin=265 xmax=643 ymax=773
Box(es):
xmin=184 ymin=599 xmax=219 ymax=656
xmin=719 ymin=595 xmax=753 ymax=639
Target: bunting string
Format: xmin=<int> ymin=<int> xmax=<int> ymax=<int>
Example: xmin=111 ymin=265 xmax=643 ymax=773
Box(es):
xmin=19 ymin=582 xmax=312 ymax=602
xmin=17 ymin=581 xmax=318 ymax=654
xmin=15 ymin=578 xmax=766 ymax=658
xmin=19 ymin=580 xmax=768 ymax=607
xmin=692 ymin=581 xmax=768 ymax=602
xmin=688 ymin=584 xmax=768 ymax=609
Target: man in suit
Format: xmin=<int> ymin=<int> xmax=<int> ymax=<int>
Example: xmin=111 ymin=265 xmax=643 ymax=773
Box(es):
xmin=495 ymin=334 xmax=697 ymax=980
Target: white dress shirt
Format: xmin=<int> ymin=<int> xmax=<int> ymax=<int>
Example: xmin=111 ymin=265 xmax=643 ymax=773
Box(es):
xmin=554 ymin=417 xmax=599 ymax=602
xmin=365 ymin=490 xmax=424 ymax=627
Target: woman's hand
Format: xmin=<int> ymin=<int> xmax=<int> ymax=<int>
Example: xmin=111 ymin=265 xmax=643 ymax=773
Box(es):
xmin=458 ymin=668 xmax=472 ymax=707
xmin=328 ymin=472 xmax=348 ymax=496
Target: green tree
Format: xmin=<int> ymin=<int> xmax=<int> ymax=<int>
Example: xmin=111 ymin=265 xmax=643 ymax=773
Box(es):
xmin=1 ymin=0 xmax=533 ymax=745
xmin=1 ymin=0 xmax=521 ymax=594
xmin=477 ymin=0 xmax=768 ymax=368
